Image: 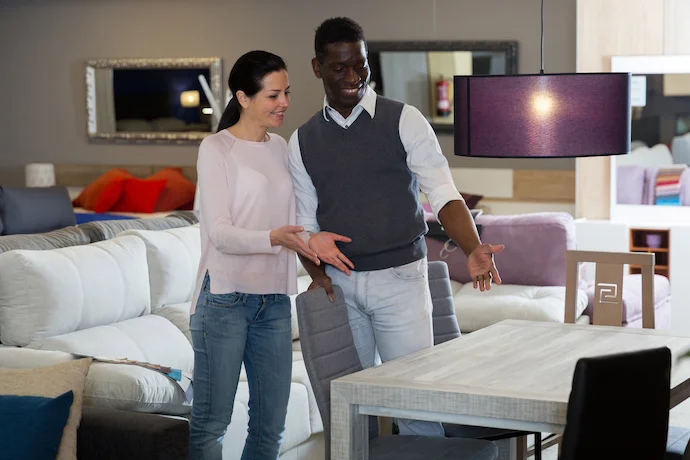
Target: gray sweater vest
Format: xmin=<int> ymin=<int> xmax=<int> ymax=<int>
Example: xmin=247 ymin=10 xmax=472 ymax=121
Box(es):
xmin=298 ymin=96 xmax=427 ymax=271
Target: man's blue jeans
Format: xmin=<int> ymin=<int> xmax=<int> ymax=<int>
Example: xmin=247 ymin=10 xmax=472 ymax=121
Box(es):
xmin=188 ymin=273 xmax=293 ymax=460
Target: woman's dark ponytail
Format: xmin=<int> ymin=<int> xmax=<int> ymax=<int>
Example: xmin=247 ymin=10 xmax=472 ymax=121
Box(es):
xmin=216 ymin=96 xmax=241 ymax=132
xmin=214 ymin=50 xmax=287 ymax=133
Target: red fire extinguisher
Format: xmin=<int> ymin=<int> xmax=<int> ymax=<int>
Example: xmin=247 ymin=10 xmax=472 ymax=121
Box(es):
xmin=436 ymin=76 xmax=451 ymax=117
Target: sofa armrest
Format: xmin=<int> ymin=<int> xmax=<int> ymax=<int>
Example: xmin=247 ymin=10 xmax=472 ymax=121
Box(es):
xmin=426 ymin=212 xmax=575 ymax=286
xmin=77 ymin=405 xmax=189 ymax=460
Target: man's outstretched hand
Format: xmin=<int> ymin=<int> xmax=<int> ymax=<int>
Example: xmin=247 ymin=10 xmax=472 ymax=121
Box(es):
xmin=467 ymin=243 xmax=505 ymax=291
xmin=308 ymin=275 xmax=336 ymax=302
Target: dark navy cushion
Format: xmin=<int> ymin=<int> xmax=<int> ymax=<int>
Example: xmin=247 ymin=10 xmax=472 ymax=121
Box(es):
xmin=0 ymin=390 xmax=74 ymax=459
xmin=0 ymin=186 xmax=76 ymax=235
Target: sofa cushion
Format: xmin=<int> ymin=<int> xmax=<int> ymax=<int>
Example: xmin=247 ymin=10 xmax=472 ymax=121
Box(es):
xmin=0 ymin=235 xmax=151 ymax=346
xmin=427 ymin=212 xmax=575 ymax=286
xmin=0 ymin=336 xmax=192 ymax=416
xmin=0 ymin=186 xmax=76 ymax=235
xmin=452 ymin=282 xmax=589 ymax=333
xmin=0 ymin=357 xmax=92 ymax=460
xmin=77 ymin=215 xmax=191 ymax=242
xmin=121 ymin=226 xmax=200 ymax=310
xmin=0 ymin=226 xmax=89 ymax=254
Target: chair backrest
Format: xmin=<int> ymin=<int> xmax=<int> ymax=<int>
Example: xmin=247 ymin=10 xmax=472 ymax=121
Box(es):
xmin=428 ymin=261 xmax=461 ymax=345
xmin=560 ymin=347 xmax=671 ymax=460
xmin=564 ymin=250 xmax=655 ymax=328
xmin=295 ymin=285 xmax=373 ymax=459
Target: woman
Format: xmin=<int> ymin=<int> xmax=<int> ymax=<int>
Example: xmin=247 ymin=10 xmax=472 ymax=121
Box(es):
xmin=189 ymin=50 xmax=331 ymax=460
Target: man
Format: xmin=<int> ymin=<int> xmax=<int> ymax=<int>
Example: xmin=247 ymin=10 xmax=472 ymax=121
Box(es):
xmin=288 ymin=17 xmax=504 ymax=436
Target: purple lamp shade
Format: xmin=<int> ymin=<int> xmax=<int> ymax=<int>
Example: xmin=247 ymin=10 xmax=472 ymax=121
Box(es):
xmin=454 ymin=73 xmax=632 ymax=158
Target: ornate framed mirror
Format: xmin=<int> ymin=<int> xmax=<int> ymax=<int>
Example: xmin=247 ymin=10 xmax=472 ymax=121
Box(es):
xmin=85 ymin=57 xmax=222 ymax=145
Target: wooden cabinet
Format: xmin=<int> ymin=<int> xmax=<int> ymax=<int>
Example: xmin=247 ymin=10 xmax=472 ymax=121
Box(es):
xmin=629 ymin=228 xmax=670 ymax=279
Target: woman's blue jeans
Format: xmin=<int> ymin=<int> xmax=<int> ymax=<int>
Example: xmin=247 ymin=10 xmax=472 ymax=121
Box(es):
xmin=188 ymin=273 xmax=293 ymax=460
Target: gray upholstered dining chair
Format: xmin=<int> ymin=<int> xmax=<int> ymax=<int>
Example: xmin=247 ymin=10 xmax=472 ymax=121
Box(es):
xmin=295 ymin=284 xmax=499 ymax=460
xmin=428 ymin=261 xmax=542 ymax=460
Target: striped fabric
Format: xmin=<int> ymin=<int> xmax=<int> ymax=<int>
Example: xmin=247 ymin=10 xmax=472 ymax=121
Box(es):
xmin=655 ymin=165 xmax=687 ymax=205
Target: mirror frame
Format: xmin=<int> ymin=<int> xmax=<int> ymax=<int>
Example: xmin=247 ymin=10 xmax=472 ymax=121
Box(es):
xmin=608 ymin=55 xmax=690 ymax=224
xmin=367 ymin=40 xmax=519 ymax=134
xmin=85 ymin=57 xmax=223 ymax=145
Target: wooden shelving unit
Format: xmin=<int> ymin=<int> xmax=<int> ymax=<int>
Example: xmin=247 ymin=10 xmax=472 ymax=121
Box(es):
xmin=629 ymin=228 xmax=670 ymax=279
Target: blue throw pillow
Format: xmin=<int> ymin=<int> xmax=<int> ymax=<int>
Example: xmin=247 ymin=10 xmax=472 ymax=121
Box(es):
xmin=0 ymin=390 xmax=74 ymax=459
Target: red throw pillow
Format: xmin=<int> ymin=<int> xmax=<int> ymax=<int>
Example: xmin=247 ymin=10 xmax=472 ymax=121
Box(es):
xmin=72 ymin=169 xmax=135 ymax=210
xmin=93 ymin=178 xmax=128 ymax=213
xmin=146 ymin=167 xmax=197 ymax=212
xmin=111 ymin=179 xmax=167 ymax=214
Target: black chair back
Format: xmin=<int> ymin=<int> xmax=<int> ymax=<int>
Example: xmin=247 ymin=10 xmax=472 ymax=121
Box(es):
xmin=560 ymin=346 xmax=671 ymax=460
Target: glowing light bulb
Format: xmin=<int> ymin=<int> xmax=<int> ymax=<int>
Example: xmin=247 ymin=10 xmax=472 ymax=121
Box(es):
xmin=532 ymin=93 xmax=554 ymax=116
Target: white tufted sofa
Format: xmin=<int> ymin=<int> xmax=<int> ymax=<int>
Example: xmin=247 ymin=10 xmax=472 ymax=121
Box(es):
xmin=0 ymin=225 xmax=324 ymax=460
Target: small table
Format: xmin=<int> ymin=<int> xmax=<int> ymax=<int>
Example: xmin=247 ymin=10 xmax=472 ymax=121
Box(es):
xmin=330 ymin=320 xmax=690 ymax=460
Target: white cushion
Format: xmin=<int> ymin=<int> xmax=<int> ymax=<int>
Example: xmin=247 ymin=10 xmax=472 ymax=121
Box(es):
xmin=452 ymin=282 xmax=589 ymax=332
xmin=0 ymin=345 xmax=191 ymax=415
xmin=289 ymin=275 xmax=314 ymax=340
xmin=26 ymin=315 xmax=193 ymax=373
xmin=0 ymin=235 xmax=150 ymax=346
xmin=152 ymin=301 xmax=192 ymax=344
xmin=121 ymin=226 xmax=201 ymax=310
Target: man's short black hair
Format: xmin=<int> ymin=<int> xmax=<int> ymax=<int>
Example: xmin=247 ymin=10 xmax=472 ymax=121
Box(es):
xmin=314 ymin=17 xmax=366 ymax=62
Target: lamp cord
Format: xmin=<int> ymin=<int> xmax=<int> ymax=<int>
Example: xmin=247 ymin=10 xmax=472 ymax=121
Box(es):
xmin=540 ymin=0 xmax=545 ymax=74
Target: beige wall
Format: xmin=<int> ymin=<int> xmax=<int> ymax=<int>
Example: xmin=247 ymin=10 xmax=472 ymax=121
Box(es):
xmin=0 ymin=0 xmax=577 ymax=186
xmin=575 ymin=0 xmax=690 ymax=219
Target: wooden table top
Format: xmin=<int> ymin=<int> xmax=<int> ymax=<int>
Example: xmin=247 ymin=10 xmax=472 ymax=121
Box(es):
xmin=332 ymin=320 xmax=690 ymax=426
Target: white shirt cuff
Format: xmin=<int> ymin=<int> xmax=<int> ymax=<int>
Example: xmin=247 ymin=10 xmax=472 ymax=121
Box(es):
xmin=427 ymin=184 xmax=465 ymax=221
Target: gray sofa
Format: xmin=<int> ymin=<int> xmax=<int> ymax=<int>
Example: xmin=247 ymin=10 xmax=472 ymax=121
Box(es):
xmin=0 ymin=211 xmax=198 ymax=254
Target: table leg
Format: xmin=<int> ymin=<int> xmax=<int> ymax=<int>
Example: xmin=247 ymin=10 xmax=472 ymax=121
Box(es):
xmin=331 ymin=387 xmax=368 ymax=460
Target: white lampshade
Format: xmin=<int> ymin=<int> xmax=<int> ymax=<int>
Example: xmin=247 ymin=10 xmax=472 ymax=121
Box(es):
xmin=25 ymin=163 xmax=56 ymax=187
xmin=180 ymin=90 xmax=200 ymax=108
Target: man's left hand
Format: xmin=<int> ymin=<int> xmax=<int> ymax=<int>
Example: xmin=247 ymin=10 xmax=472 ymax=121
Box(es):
xmin=467 ymin=243 xmax=505 ymax=291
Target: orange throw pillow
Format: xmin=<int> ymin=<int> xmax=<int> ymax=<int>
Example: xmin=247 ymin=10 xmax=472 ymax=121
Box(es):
xmin=111 ymin=178 xmax=167 ymax=214
xmin=72 ymin=169 xmax=134 ymax=210
xmin=147 ymin=167 xmax=197 ymax=212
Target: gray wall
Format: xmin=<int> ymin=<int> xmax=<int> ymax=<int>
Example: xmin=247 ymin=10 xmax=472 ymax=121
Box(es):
xmin=0 ymin=0 xmax=577 ymax=185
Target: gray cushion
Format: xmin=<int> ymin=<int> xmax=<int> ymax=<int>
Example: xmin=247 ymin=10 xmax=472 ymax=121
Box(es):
xmin=429 ymin=261 xmax=461 ymax=345
xmin=0 ymin=187 xmax=76 ymax=235
xmin=166 ymin=210 xmax=199 ymax=224
xmin=78 ymin=215 xmax=191 ymax=242
xmin=0 ymin=226 xmax=89 ymax=254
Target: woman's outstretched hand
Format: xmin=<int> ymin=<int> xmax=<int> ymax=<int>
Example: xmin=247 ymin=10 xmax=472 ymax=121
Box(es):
xmin=270 ymin=226 xmax=320 ymax=266
xmin=309 ymin=232 xmax=354 ymax=275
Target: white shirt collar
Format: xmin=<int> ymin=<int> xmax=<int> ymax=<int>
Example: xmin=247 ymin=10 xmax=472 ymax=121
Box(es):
xmin=322 ymin=85 xmax=377 ymax=121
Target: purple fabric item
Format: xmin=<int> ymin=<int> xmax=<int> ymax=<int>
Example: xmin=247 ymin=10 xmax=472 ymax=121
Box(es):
xmin=425 ymin=212 xmax=575 ymax=286
xmin=625 ymin=298 xmax=671 ymax=329
xmin=616 ymin=165 xmax=646 ymax=204
xmin=583 ymin=274 xmax=671 ymax=325
xmin=454 ymin=73 xmax=631 ymax=158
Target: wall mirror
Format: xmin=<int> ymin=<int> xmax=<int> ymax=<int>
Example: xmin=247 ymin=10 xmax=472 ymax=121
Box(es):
xmin=367 ymin=41 xmax=518 ymax=134
xmin=610 ymin=55 xmax=690 ymax=222
xmin=85 ymin=57 xmax=222 ymax=144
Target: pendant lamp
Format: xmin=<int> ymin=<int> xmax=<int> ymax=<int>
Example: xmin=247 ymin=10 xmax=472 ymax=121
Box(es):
xmin=454 ymin=0 xmax=631 ymax=158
